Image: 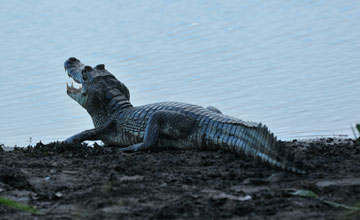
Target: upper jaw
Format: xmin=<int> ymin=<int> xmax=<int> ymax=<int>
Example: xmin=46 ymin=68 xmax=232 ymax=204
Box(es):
xmin=65 ymin=57 xmax=84 ymax=94
xmin=64 ymin=57 xmax=85 ymax=84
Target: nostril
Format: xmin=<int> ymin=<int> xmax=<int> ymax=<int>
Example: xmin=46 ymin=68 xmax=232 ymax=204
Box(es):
xmin=69 ymin=57 xmax=78 ymax=62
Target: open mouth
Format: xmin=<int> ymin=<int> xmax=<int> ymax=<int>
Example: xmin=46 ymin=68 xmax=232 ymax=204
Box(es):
xmin=66 ymin=75 xmax=82 ymax=94
xmin=64 ymin=57 xmax=86 ymax=96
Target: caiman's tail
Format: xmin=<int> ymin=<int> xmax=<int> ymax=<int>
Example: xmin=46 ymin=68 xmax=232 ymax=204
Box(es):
xmin=225 ymin=123 xmax=306 ymax=174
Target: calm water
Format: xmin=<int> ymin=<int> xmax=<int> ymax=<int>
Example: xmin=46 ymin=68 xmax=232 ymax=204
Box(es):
xmin=0 ymin=1 xmax=359 ymax=146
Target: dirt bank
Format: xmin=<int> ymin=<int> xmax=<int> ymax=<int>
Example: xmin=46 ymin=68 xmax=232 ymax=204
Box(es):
xmin=0 ymin=138 xmax=360 ymax=219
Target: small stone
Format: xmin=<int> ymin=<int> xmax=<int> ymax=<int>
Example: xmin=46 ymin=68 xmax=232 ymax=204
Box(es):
xmin=119 ymin=175 xmax=144 ymax=182
xmin=212 ymin=192 xmax=252 ymax=201
xmin=327 ymin=138 xmax=334 ymax=143
xmin=242 ymin=178 xmax=269 ymax=185
xmin=30 ymin=192 xmax=40 ymax=200
xmin=160 ymin=182 xmax=168 ymax=187
xmin=55 ymin=192 xmax=62 ymax=198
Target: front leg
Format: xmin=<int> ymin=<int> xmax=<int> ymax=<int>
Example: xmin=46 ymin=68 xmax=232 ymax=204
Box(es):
xmin=64 ymin=120 xmax=115 ymax=144
xmin=120 ymin=110 xmax=193 ymax=152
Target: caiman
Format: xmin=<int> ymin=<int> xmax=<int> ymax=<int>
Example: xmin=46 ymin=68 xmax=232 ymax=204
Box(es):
xmin=64 ymin=57 xmax=305 ymax=174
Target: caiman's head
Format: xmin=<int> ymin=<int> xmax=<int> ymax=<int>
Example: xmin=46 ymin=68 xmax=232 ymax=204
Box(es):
xmin=64 ymin=57 xmax=132 ymax=118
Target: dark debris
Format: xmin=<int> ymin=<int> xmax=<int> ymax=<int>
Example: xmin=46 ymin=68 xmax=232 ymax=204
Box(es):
xmin=0 ymin=139 xmax=360 ymax=219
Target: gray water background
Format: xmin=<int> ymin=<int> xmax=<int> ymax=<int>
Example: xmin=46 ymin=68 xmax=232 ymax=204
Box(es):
xmin=0 ymin=0 xmax=359 ymax=147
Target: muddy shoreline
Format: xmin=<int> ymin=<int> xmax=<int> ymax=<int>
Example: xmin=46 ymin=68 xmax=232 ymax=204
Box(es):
xmin=0 ymin=139 xmax=360 ymax=219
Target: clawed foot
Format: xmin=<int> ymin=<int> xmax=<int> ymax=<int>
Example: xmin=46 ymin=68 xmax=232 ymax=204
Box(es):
xmin=120 ymin=143 xmax=148 ymax=152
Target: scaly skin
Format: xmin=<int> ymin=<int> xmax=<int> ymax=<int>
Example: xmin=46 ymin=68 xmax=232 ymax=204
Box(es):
xmin=64 ymin=57 xmax=305 ymax=174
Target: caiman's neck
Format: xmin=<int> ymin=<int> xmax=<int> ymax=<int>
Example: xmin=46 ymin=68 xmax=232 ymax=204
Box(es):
xmin=90 ymin=100 xmax=133 ymax=128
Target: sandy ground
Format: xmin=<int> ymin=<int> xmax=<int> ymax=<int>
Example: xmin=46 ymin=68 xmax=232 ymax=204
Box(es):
xmin=0 ymin=138 xmax=360 ymax=219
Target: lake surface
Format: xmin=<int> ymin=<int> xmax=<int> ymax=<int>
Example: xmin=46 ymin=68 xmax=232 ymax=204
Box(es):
xmin=0 ymin=0 xmax=359 ymax=147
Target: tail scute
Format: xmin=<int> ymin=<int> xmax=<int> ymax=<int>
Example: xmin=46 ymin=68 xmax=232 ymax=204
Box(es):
xmin=245 ymin=123 xmax=305 ymax=174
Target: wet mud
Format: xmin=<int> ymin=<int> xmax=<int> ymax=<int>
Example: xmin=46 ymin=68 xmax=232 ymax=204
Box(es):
xmin=0 ymin=138 xmax=360 ymax=219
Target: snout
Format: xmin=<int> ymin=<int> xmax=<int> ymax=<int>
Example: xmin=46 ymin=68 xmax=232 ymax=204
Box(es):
xmin=64 ymin=57 xmax=80 ymax=70
xmin=64 ymin=57 xmax=84 ymax=83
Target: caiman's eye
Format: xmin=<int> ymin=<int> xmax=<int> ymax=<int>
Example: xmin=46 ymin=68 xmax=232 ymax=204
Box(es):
xmin=84 ymin=66 xmax=93 ymax=72
xmin=82 ymin=71 xmax=88 ymax=81
xmin=82 ymin=66 xmax=92 ymax=81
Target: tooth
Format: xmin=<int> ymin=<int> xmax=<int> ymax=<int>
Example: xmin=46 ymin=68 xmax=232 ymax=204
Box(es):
xmin=71 ymin=82 xmax=74 ymax=87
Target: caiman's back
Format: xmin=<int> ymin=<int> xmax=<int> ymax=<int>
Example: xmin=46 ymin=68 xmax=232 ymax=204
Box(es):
xmin=112 ymin=101 xmax=304 ymax=174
